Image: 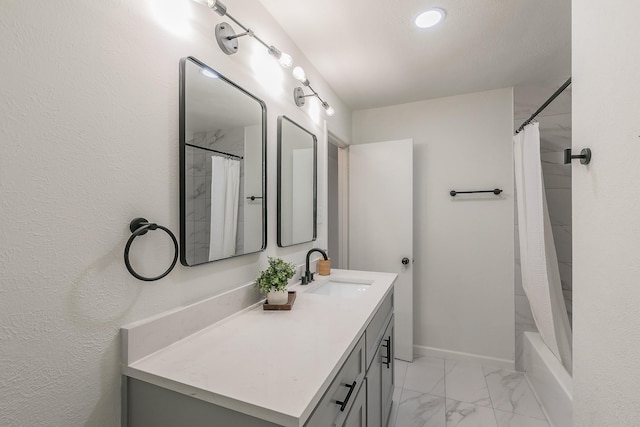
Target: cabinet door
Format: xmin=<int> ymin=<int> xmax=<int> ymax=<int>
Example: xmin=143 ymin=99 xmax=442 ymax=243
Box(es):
xmin=342 ymin=381 xmax=367 ymax=427
xmin=381 ymin=318 xmax=394 ymax=425
xmin=306 ymin=336 xmax=366 ymax=427
xmin=366 ymin=346 xmax=382 ymax=427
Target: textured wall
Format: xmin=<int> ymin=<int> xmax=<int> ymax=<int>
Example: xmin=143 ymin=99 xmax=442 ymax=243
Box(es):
xmin=573 ymin=1 xmax=640 ymax=425
xmin=0 ymin=1 xmax=349 ymax=426
xmin=352 ymin=89 xmax=515 ymax=362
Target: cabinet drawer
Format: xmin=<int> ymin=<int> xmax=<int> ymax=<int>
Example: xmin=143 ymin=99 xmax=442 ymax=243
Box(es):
xmin=305 ymin=335 xmax=366 ymax=427
xmin=365 ymin=292 xmax=393 ymax=368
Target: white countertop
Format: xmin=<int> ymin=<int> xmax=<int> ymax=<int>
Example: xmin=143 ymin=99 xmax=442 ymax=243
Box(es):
xmin=123 ymin=269 xmax=396 ymax=427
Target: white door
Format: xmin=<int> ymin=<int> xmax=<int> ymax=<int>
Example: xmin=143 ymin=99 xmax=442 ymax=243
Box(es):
xmin=348 ymin=139 xmax=413 ymax=362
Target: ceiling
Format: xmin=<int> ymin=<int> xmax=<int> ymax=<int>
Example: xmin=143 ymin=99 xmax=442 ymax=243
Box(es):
xmin=258 ymin=0 xmax=571 ymax=110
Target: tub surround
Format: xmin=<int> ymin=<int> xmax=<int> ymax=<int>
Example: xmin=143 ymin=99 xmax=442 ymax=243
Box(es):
xmin=121 ymin=269 xmax=396 ymax=426
xmin=523 ymin=332 xmax=572 ymax=427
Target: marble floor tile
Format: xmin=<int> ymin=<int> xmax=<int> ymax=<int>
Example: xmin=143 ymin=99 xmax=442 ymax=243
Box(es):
xmin=396 ymin=358 xmax=410 ymax=389
xmin=445 ymin=399 xmax=497 ymax=427
xmin=394 ymin=389 xmax=446 ymax=427
xmin=444 ymin=360 xmax=492 ymax=407
xmin=403 ymin=356 xmax=445 ymax=397
xmin=483 ymin=368 xmax=546 ymax=420
xmin=494 ymin=410 xmax=550 ymax=427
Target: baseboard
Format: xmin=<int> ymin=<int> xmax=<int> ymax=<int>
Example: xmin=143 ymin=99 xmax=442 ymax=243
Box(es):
xmin=413 ymin=345 xmax=515 ymax=370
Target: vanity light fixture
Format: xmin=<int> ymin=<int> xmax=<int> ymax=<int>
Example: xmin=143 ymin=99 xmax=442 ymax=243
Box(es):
xmin=292 ymin=66 xmax=335 ymax=116
xmin=193 ymin=0 xmax=293 ymax=68
xmin=415 ymin=8 xmax=446 ymax=28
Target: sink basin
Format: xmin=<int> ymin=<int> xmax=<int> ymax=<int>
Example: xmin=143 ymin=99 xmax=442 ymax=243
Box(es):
xmin=308 ymin=278 xmax=373 ymax=297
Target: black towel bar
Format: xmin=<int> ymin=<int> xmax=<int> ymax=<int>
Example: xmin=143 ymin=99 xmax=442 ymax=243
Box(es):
xmin=450 ymin=189 xmax=503 ymax=197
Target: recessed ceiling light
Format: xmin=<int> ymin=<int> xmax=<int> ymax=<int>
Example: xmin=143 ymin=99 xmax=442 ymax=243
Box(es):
xmin=415 ymin=8 xmax=446 ymax=29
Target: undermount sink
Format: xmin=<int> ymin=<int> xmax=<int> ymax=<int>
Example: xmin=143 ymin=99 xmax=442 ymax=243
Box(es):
xmin=308 ymin=278 xmax=373 ymax=297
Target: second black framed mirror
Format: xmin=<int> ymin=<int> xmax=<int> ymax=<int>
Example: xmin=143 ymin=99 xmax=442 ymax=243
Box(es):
xmin=277 ymin=116 xmax=317 ymax=247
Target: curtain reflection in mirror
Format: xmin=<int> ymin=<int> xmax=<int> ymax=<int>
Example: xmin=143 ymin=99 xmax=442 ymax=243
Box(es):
xmin=209 ymin=156 xmax=240 ymax=260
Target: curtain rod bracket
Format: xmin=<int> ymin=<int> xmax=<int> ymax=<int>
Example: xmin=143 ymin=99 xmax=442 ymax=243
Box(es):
xmin=564 ymin=148 xmax=592 ymax=165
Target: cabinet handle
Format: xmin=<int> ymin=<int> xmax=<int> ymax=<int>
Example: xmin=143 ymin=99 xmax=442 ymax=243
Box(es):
xmin=335 ymin=381 xmax=357 ymax=412
xmin=382 ymin=337 xmax=391 ymax=369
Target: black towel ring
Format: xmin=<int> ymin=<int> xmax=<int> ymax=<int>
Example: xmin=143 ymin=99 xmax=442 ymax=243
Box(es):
xmin=124 ymin=217 xmax=178 ymax=282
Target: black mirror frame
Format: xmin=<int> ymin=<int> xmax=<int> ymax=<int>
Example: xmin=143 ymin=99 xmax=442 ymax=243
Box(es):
xmin=276 ymin=115 xmax=317 ymax=248
xmin=179 ymin=56 xmax=267 ymax=266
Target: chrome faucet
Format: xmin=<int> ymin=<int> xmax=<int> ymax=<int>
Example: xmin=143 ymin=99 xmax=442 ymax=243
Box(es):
xmin=301 ymin=248 xmax=328 ymax=285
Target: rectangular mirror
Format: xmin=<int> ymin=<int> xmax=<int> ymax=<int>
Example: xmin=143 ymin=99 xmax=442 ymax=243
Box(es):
xmin=277 ymin=116 xmax=317 ymax=247
xmin=180 ymin=57 xmax=266 ymax=266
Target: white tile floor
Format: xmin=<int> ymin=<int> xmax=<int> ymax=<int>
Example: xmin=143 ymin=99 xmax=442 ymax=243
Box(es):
xmin=389 ymin=356 xmax=551 ymax=427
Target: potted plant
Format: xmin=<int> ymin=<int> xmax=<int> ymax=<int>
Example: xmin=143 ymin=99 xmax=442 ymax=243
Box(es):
xmin=256 ymin=257 xmax=296 ymax=305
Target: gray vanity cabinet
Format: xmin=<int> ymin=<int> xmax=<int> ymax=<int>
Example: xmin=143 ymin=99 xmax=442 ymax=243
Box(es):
xmin=342 ymin=381 xmax=367 ymax=427
xmin=305 ymin=336 xmax=366 ymax=427
xmin=365 ymin=293 xmax=395 ymax=427
xmin=125 ymin=289 xmax=394 ymax=427
xmin=366 ymin=315 xmax=394 ymax=427
xmin=366 ymin=343 xmax=383 ymax=427
xmin=380 ymin=318 xmax=394 ymax=425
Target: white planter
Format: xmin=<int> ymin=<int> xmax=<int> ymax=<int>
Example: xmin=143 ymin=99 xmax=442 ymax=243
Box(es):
xmin=267 ymin=289 xmax=288 ymax=305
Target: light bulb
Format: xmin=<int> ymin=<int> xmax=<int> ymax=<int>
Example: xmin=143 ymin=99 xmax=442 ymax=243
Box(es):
xmin=208 ymin=0 xmax=226 ymax=16
xmin=292 ymin=66 xmax=307 ymax=83
xmin=200 ymin=68 xmax=218 ymax=79
xmin=415 ymin=8 xmax=445 ymax=28
xmin=279 ymin=52 xmax=293 ymax=68
xmin=322 ymin=101 xmax=335 ymax=116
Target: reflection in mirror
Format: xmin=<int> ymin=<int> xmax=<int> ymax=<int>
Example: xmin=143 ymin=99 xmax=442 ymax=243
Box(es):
xmin=180 ymin=57 xmax=266 ymax=266
xmin=277 ymin=116 xmax=317 ymax=247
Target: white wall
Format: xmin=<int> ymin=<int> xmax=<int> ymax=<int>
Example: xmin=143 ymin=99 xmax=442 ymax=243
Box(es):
xmin=352 ymin=89 xmax=515 ymax=362
xmin=0 ymin=1 xmax=349 ymax=425
xmin=573 ymin=1 xmax=640 ymax=425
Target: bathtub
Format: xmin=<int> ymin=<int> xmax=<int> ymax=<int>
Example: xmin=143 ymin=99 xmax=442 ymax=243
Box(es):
xmin=522 ymin=332 xmax=572 ymax=427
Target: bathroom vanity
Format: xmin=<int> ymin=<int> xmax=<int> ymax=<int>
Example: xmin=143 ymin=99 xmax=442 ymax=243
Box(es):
xmin=121 ymin=270 xmax=396 ymax=427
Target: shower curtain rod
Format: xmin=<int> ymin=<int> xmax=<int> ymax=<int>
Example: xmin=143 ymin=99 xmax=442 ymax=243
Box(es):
xmin=515 ymin=77 xmax=571 ymax=134
xmin=185 ymin=143 xmax=244 ymax=160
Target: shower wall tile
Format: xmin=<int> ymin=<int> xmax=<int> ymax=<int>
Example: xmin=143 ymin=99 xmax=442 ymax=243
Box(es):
xmin=194 ymin=243 xmax=209 ymax=265
xmin=563 ymin=289 xmax=572 ymax=327
xmin=194 ymin=221 xmax=208 ymax=244
xmin=186 ymin=221 xmax=195 ymax=243
xmin=193 ymin=179 xmax=207 ymax=200
xmin=186 ymin=198 xmax=195 ymax=221
xmin=544 ymin=188 xmax=571 ymax=226
xmin=541 ymin=163 xmax=571 ymax=189
xmin=558 ymin=262 xmax=572 ymax=291
xmin=193 ymin=152 xmax=206 ymax=176
xmin=194 ymin=199 xmax=208 ymax=222
xmin=551 ymin=225 xmax=572 ymax=264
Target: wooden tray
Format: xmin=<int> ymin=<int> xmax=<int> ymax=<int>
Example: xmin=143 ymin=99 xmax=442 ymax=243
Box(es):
xmin=263 ymin=291 xmax=296 ymax=311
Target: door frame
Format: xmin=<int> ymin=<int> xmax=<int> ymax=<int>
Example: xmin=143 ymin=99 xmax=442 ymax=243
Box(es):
xmin=328 ymin=130 xmax=349 ymax=269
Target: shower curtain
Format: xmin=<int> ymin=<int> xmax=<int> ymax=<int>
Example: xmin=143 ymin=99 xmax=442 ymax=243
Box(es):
xmin=209 ymin=156 xmax=240 ymax=261
xmin=514 ymin=123 xmax=572 ymax=374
